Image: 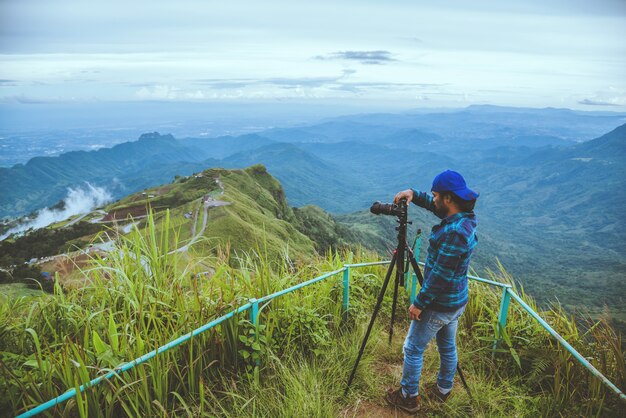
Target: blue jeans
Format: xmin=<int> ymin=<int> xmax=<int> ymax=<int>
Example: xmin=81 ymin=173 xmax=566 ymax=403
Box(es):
xmin=400 ymin=305 xmax=466 ymax=397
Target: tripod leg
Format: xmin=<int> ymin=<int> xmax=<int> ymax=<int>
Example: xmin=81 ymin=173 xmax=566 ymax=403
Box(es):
xmin=344 ymin=252 xmax=397 ymax=395
xmin=406 ymin=245 xmax=424 ymax=287
xmin=388 ymin=263 xmax=403 ymax=344
xmin=389 ymin=241 xmax=406 ymax=344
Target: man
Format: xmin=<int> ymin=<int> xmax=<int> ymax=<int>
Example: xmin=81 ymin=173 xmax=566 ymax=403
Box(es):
xmin=385 ymin=170 xmax=478 ymax=413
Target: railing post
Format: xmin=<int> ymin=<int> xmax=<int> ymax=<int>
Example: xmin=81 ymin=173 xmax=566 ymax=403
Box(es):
xmin=409 ymin=231 xmax=422 ymax=301
xmin=249 ymin=298 xmax=260 ymax=366
xmin=249 ymin=298 xmax=259 ymax=326
xmin=342 ymin=267 xmax=350 ymax=319
xmin=404 ymin=269 xmax=410 ymax=291
xmin=493 ymin=286 xmax=512 ymax=353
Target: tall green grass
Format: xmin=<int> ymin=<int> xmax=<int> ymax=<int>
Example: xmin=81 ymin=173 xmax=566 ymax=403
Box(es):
xmin=0 ymin=212 xmax=623 ymax=417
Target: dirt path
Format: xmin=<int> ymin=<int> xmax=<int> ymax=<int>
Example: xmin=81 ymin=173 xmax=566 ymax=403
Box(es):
xmin=340 ymin=326 xmax=465 ymax=418
xmin=191 ymin=206 xmax=199 ymax=236
xmin=65 ymin=209 xmax=106 ymax=228
xmin=172 ymin=176 xmax=230 ymax=254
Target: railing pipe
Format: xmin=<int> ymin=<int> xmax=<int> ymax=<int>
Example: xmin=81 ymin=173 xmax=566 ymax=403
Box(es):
xmin=18 ymin=259 xmax=626 ymax=417
xmin=17 ymin=302 xmax=253 ymax=418
xmin=507 ymin=289 xmax=626 ymax=402
xmin=257 ymin=268 xmax=345 ymax=303
xmin=344 ymin=261 xmax=391 ymax=268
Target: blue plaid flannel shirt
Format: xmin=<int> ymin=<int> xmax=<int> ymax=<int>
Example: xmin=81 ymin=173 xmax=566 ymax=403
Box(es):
xmin=410 ymin=189 xmax=478 ymax=312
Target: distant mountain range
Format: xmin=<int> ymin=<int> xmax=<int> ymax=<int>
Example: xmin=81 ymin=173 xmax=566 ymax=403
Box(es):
xmin=1 ymin=106 xmax=625 ymax=322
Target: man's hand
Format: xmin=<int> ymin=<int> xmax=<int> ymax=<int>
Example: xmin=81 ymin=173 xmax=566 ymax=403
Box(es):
xmin=394 ymin=189 xmax=414 ymax=204
xmin=409 ymin=304 xmax=422 ymax=321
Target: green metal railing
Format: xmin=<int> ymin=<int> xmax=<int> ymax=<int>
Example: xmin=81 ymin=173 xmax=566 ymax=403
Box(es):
xmin=17 ymin=259 xmax=625 ymax=417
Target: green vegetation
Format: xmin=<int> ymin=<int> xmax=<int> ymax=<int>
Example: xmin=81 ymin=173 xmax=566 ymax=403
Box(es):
xmin=0 ymin=165 xmax=368 ymax=289
xmin=0 ymin=133 xmax=210 ymax=218
xmin=0 ymin=211 xmax=623 ymax=417
xmin=3 ymin=120 xmax=625 ymax=332
xmin=107 ymin=173 xmax=220 ymax=214
xmin=0 ymin=283 xmax=44 ymax=301
xmin=0 ymin=222 xmax=103 ymax=268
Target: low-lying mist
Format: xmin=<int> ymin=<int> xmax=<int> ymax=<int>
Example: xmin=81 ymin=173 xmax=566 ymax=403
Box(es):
xmin=0 ymin=183 xmax=112 ymax=240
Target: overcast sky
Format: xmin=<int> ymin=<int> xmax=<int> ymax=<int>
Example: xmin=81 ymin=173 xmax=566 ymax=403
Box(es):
xmin=1 ymin=0 xmax=625 ymax=110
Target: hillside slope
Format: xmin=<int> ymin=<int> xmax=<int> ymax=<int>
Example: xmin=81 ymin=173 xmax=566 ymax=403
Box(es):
xmin=0 ymin=165 xmax=369 ymax=286
xmin=0 ymin=133 xmax=213 ymax=217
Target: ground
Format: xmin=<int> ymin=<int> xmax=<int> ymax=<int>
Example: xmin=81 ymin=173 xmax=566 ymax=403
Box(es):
xmin=342 ymin=324 xmax=471 ymax=417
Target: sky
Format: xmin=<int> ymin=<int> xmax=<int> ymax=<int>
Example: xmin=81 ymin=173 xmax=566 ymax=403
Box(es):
xmin=1 ymin=0 xmax=625 ymax=111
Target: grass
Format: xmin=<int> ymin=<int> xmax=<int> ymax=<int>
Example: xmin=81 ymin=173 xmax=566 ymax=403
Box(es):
xmin=0 ymin=283 xmax=44 ymax=301
xmin=0 ymin=210 xmax=624 ymax=416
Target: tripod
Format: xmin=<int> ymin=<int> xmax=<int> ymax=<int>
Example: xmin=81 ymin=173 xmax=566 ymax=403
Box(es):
xmin=344 ymin=200 xmax=471 ymax=398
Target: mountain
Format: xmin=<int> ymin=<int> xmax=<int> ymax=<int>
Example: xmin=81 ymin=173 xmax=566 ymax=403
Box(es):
xmin=0 ymin=165 xmax=369 ymax=284
xmin=4 ymin=106 xmax=624 ymax=219
xmin=573 ymin=123 xmax=626 ymax=158
xmin=0 ymin=133 xmax=214 ymax=217
xmin=2 ymin=109 xmax=625 ymax=325
xmin=220 ymin=143 xmax=361 ymax=212
xmin=325 ymin=105 xmax=626 ymax=143
xmin=178 ymin=134 xmax=275 ymax=159
xmin=3 ymin=195 xmax=623 ymax=418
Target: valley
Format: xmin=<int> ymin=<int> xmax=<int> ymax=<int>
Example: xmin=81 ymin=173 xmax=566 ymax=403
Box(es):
xmin=1 ymin=106 xmax=625 ymax=331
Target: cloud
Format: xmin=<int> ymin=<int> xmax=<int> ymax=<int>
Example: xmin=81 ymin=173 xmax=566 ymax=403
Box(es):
xmin=135 ymin=84 xmax=180 ymax=100
xmin=0 ymin=183 xmax=112 ymax=240
xmin=578 ymin=88 xmax=626 ymax=107
xmin=190 ymin=70 xmax=355 ymax=92
xmin=134 ymin=85 xmax=205 ymax=100
xmin=139 ymin=72 xmax=449 ymax=100
xmin=332 ymin=81 xmax=446 ymax=94
xmin=578 ymin=99 xmax=620 ymax=106
xmin=315 ymin=50 xmax=396 ymax=65
xmin=0 ymin=94 xmax=59 ymax=104
xmin=194 ymin=70 xmax=358 ymax=91
xmin=192 ymin=79 xmax=258 ymax=89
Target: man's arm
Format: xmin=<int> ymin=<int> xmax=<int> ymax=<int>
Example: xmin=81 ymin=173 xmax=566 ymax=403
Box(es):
xmin=394 ymin=188 xmax=437 ymax=214
xmin=410 ymin=189 xmax=437 ymax=214
xmin=412 ymin=230 xmax=467 ymax=310
xmin=393 ymin=189 xmax=435 ymax=213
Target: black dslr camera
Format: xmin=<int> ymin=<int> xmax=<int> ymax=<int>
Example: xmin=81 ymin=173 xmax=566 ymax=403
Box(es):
xmin=370 ymin=198 xmax=407 ymax=218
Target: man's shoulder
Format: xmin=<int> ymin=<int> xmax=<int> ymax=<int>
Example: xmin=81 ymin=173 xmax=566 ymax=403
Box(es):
xmin=448 ymin=214 xmax=477 ymax=238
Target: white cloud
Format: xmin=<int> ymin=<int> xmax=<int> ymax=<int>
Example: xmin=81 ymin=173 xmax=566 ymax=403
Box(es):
xmin=0 ymin=1 xmax=624 ymax=109
xmin=578 ymin=87 xmax=626 ymax=106
xmin=0 ymin=183 xmax=112 ymax=240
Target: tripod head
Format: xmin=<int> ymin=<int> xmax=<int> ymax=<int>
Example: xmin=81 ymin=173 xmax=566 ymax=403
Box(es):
xmin=370 ymin=198 xmax=411 ymax=245
xmin=370 ymin=198 xmax=408 ymax=219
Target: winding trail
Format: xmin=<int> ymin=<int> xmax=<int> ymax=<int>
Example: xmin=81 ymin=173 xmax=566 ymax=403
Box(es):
xmin=171 ymin=176 xmax=230 ymax=254
xmin=190 ymin=206 xmax=199 ymax=237
xmin=65 ymin=210 xmax=107 ymax=228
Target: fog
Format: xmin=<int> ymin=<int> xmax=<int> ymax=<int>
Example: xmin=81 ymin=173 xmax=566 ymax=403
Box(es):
xmin=0 ymin=183 xmax=111 ymax=240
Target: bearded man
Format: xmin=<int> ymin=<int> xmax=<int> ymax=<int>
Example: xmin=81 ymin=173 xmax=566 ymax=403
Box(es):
xmin=385 ymin=170 xmax=478 ymax=413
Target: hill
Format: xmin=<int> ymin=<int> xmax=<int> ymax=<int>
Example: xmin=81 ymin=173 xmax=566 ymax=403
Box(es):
xmin=1 ymin=213 xmax=623 ymax=417
xmin=1 ymin=110 xmax=625 ymax=330
xmin=0 ymin=165 xmax=368 ymax=287
xmin=0 ymin=133 xmax=214 ymax=218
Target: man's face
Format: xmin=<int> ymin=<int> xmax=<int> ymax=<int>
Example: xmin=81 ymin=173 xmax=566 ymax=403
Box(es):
xmin=432 ymin=191 xmax=449 ymax=218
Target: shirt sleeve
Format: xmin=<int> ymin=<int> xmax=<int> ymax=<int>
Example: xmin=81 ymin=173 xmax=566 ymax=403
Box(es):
xmin=410 ymin=189 xmax=439 ymax=216
xmin=413 ymin=230 xmax=467 ymax=310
